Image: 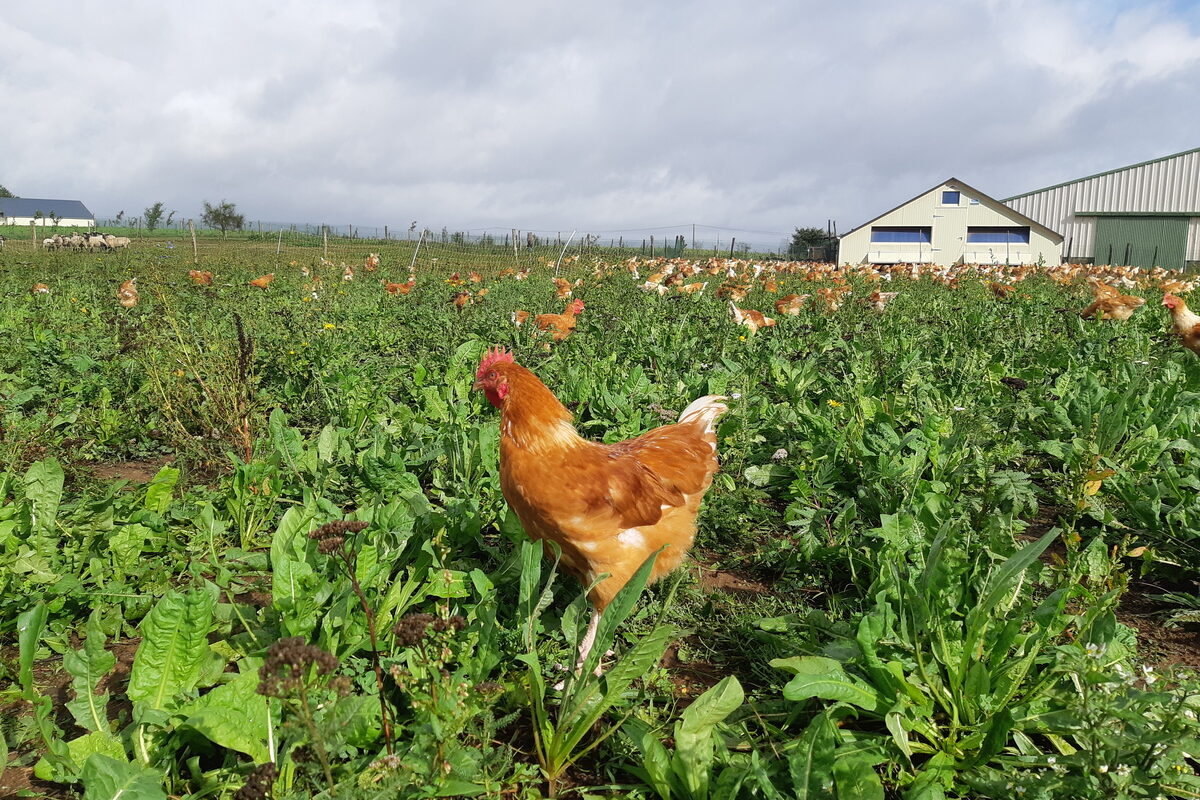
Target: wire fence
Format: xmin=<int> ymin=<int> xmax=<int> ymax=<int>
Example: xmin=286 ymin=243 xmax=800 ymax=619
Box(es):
xmin=0 ymin=220 xmax=832 ymax=275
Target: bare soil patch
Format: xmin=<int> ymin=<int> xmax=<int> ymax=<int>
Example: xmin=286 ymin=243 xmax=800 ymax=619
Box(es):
xmin=1117 ymin=585 xmax=1200 ymax=671
xmin=88 ymin=455 xmax=174 ymax=483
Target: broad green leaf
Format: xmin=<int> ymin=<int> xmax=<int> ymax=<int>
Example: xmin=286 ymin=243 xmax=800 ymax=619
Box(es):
xmin=179 ymin=670 xmax=272 ymax=762
xmin=80 ymin=754 xmax=166 ymax=800
xmin=772 ymin=656 xmax=879 ymax=711
xmin=270 ymin=507 xmax=320 ymax=636
xmin=18 ymin=603 xmax=49 ymax=697
xmin=317 ymin=424 xmax=338 ymax=463
xmin=639 ymin=731 xmax=673 ymax=799
xmin=24 ymin=459 xmax=64 ymax=539
xmin=142 ymin=466 xmax=179 ymax=515
xmin=674 ymin=675 xmax=743 ymax=799
xmin=788 ymin=713 xmax=836 ymax=799
xmin=66 ymin=731 xmax=126 ymax=769
xmin=832 ymin=750 xmax=885 ymax=800
xmin=64 ymin=613 xmax=116 ymax=733
xmin=127 ymin=590 xmax=216 ymax=711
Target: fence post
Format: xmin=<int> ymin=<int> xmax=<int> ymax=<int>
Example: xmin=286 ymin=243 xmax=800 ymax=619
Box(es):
xmin=729 ymin=238 xmax=736 ymax=258
xmin=650 ymin=235 xmax=654 ymax=257
xmin=189 ymin=219 xmax=198 ymax=263
xmin=554 ymin=230 xmax=577 ymax=277
xmin=384 ymin=225 xmax=388 ymax=240
xmin=408 ymin=228 xmax=426 ymax=276
xmin=323 ymin=226 xmax=328 ymax=259
xmin=30 ymin=222 xmax=36 ymax=249
xmin=276 ymin=227 xmax=284 ymax=255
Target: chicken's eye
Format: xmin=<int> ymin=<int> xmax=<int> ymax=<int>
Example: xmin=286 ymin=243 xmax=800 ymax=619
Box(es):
xmin=488 ymin=370 xmax=497 ymax=380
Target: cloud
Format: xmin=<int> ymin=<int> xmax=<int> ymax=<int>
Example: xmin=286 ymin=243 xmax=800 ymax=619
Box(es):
xmin=2 ymin=0 xmax=1198 ymax=247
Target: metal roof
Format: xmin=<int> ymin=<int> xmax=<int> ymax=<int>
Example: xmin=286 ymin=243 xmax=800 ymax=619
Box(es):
xmin=0 ymin=197 xmax=94 ymax=219
xmin=841 ymin=177 xmax=1063 ymax=243
xmin=1003 ymin=146 xmax=1200 ymax=202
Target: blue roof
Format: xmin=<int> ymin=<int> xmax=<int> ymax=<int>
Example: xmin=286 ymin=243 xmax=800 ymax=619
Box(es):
xmin=0 ymin=197 xmax=94 ymax=219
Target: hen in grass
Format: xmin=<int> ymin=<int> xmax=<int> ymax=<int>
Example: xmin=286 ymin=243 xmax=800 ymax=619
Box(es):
xmin=474 ymin=347 xmax=727 ymax=671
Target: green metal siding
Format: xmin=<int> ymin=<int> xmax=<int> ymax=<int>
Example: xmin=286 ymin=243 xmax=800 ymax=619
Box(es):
xmin=1092 ymin=215 xmax=1189 ymax=269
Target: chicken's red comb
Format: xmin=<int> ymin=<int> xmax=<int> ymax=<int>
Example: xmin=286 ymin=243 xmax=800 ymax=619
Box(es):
xmin=1164 ymin=292 xmax=1181 ymax=306
xmin=477 ymin=345 xmax=515 ymax=378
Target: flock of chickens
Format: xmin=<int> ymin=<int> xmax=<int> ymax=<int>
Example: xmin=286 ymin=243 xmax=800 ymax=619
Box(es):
xmin=34 ymin=250 xmax=1199 ymax=357
xmin=26 ymin=251 xmax=1200 ymax=677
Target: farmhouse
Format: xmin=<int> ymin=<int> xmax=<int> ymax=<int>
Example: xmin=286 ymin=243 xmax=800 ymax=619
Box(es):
xmin=1003 ymin=147 xmax=1200 ymax=271
xmin=838 ymin=179 xmax=1063 ymax=268
xmin=0 ymin=197 xmax=95 ymax=228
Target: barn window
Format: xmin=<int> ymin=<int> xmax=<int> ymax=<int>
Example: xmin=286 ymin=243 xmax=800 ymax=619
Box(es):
xmin=966 ymin=226 xmax=1030 ymax=244
xmin=969 ymin=197 xmax=980 ymax=205
xmin=870 ymin=226 xmax=932 ymax=243
xmin=941 ymin=191 xmax=961 ymax=205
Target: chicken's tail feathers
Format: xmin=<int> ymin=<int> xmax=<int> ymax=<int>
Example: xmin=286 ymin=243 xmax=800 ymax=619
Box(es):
xmin=678 ymin=395 xmax=729 ymax=433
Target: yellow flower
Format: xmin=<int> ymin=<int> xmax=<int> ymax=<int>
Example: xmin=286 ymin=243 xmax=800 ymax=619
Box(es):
xmin=828 ymin=399 xmax=843 ymax=408
xmin=323 ymin=323 xmax=336 ymax=330
xmin=173 ymin=369 xmax=185 ymax=377
xmin=81 ymin=307 xmax=88 ymax=313
xmin=70 ymin=297 xmax=77 ymax=303
xmin=289 ymin=350 xmax=296 ymax=355
xmin=739 ymin=335 xmax=746 ymax=341
xmin=302 ymin=296 xmax=312 ymax=302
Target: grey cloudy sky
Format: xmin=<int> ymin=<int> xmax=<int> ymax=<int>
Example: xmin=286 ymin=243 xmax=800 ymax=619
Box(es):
xmin=3 ymin=0 xmax=1199 ymax=248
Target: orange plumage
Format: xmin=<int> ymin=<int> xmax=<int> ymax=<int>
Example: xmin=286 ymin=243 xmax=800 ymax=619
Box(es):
xmin=189 ymin=270 xmax=214 ymax=286
xmin=117 ymin=278 xmax=139 ymax=308
xmin=553 ymin=277 xmax=572 ymax=298
xmin=249 ymin=273 xmax=275 ymax=289
xmin=729 ymin=302 xmax=775 ymax=333
xmin=774 ymin=294 xmax=808 ymax=316
xmin=1163 ymin=293 xmax=1200 ymax=355
xmin=1080 ymin=280 xmax=1144 ymax=321
xmin=384 ymin=279 xmax=415 ymax=295
xmin=31 ymin=282 xmax=50 ymax=295
xmin=535 ymin=299 xmax=585 ymax=342
xmin=473 ymin=348 xmax=727 ymax=668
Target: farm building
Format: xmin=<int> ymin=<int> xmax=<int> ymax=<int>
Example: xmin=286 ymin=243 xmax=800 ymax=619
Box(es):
xmin=838 ymin=179 xmax=1063 ymax=268
xmin=1003 ymin=148 xmax=1200 ymax=271
xmin=0 ymin=197 xmax=95 ymax=227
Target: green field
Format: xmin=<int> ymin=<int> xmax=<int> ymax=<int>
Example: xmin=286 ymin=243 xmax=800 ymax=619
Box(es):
xmin=2 ymin=243 xmax=1199 ymax=799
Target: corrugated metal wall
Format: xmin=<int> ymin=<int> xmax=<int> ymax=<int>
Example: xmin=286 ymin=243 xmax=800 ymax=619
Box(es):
xmin=1005 ymin=148 xmax=1200 ymax=265
xmin=1093 ymin=217 xmax=1189 ymax=270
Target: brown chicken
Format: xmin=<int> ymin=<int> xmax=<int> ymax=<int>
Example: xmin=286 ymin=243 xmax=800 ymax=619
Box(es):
xmin=1080 ymin=281 xmax=1145 ymax=321
xmin=988 ymin=282 xmax=1015 ymax=300
xmin=249 ymin=273 xmax=275 ymax=290
xmin=365 ymin=253 xmax=380 ymax=271
xmin=1163 ymin=293 xmax=1200 ymax=355
xmin=452 ymin=290 xmax=473 ymax=309
xmin=729 ymin=302 xmax=775 ymax=334
xmin=188 ymin=270 xmax=214 ymax=286
xmin=553 ymin=277 xmax=573 ymax=299
xmin=31 ymin=283 xmax=50 ymax=295
xmin=117 ymin=278 xmax=139 ymax=308
xmin=511 ymin=309 xmax=531 ymax=327
xmin=384 ymin=279 xmax=416 ymax=295
xmin=774 ymin=294 xmax=808 ymax=316
xmin=473 ymin=347 xmax=727 ymax=669
xmin=535 ymin=299 xmax=585 ymax=342
xmin=869 ymin=290 xmax=898 ymax=312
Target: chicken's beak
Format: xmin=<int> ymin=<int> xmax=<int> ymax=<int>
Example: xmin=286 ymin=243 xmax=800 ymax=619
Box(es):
xmin=471 ymin=378 xmax=485 ymax=392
